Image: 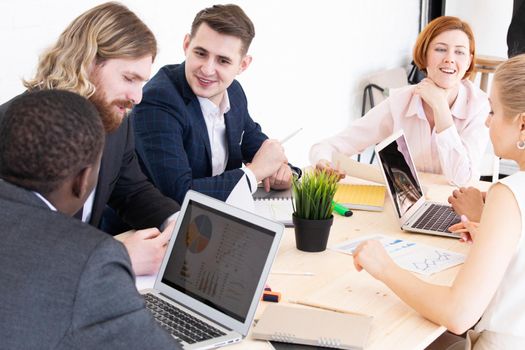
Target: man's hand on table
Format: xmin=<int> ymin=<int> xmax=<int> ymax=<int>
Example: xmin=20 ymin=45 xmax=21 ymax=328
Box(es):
xmin=121 ymin=221 xmax=176 ymax=276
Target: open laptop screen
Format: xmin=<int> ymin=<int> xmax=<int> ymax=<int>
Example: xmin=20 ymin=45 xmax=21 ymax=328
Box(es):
xmin=161 ymin=200 xmax=275 ymax=323
xmin=376 ymin=133 xmax=423 ymax=218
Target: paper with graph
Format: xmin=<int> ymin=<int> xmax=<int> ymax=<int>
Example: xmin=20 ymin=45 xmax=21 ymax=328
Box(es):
xmin=334 ymin=184 xmax=386 ymax=211
xmin=332 ymin=234 xmax=465 ymax=276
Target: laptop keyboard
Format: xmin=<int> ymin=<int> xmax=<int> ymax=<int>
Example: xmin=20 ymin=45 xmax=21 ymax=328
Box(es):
xmin=144 ymin=293 xmax=226 ymax=344
xmin=412 ymin=204 xmax=460 ymax=233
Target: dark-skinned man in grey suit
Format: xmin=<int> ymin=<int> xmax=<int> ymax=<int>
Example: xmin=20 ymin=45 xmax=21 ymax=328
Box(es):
xmin=0 ymin=90 xmax=181 ymax=349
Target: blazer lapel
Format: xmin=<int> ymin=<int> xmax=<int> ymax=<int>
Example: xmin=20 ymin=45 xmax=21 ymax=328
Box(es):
xmin=189 ymin=100 xmax=212 ymax=162
xmin=224 ymin=111 xmax=243 ymax=169
xmin=176 ymin=63 xmax=212 ymax=163
xmin=89 ymin=133 xmax=113 ymax=227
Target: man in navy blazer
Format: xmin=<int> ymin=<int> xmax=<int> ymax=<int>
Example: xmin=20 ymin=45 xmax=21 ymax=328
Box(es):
xmin=132 ymin=4 xmax=295 ymax=205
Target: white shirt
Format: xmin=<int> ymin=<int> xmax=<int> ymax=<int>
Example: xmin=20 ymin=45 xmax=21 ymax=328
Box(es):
xmin=309 ymin=80 xmax=490 ymax=186
xmin=34 ymin=190 xmax=94 ymax=221
xmin=476 ymin=171 xmax=525 ymax=336
xmin=197 ymin=95 xmax=230 ymax=177
xmin=33 ymin=192 xmax=57 ymax=211
xmin=197 ymin=93 xmax=257 ymax=193
xmin=81 ymin=189 xmax=95 ymax=222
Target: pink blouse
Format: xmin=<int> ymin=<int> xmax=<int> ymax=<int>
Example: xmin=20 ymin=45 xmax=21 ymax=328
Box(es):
xmin=309 ymin=80 xmax=490 ymax=186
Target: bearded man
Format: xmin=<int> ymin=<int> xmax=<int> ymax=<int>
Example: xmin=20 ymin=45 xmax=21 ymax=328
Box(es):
xmin=0 ymin=2 xmax=180 ymax=276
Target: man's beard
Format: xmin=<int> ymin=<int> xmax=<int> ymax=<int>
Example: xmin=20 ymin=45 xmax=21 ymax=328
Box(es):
xmin=89 ymin=90 xmax=133 ymax=133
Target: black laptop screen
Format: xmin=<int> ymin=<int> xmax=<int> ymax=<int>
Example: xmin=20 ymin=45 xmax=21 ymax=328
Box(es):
xmin=377 ymin=133 xmax=423 ymax=218
xmin=161 ymin=200 xmax=275 ymax=323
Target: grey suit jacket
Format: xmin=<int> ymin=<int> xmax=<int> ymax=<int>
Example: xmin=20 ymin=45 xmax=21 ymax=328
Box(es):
xmin=0 ymin=180 xmax=181 ymax=349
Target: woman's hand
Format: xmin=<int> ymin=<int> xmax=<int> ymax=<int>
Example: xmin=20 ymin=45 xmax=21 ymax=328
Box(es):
xmin=353 ymin=240 xmax=396 ymax=281
xmin=414 ymin=78 xmax=454 ymax=132
xmin=315 ymin=159 xmax=346 ymax=181
xmin=414 ymin=78 xmax=449 ymax=108
xmin=449 ymin=215 xmax=479 ymax=244
xmin=448 ymin=187 xmax=485 ymax=222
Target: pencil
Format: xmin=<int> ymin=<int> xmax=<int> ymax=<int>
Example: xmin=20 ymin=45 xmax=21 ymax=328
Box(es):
xmin=280 ymin=128 xmax=303 ymax=144
xmin=288 ymin=299 xmax=369 ymax=317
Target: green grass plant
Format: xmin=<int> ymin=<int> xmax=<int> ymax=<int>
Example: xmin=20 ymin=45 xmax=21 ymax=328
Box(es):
xmin=292 ymin=169 xmax=339 ymax=220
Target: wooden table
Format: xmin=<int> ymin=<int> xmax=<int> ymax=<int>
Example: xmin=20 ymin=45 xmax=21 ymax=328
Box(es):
xmin=230 ymin=173 xmax=491 ymax=350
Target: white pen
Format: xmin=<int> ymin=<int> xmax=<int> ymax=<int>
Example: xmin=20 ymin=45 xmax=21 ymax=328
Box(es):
xmin=279 ymin=127 xmax=303 ymax=144
xmin=238 ymin=130 xmax=245 ymax=145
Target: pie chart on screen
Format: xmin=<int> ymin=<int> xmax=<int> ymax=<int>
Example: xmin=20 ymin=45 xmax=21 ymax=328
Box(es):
xmin=186 ymin=215 xmax=212 ymax=253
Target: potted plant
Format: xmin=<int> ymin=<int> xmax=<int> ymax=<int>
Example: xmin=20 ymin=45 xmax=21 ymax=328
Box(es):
xmin=291 ymin=170 xmax=339 ymax=252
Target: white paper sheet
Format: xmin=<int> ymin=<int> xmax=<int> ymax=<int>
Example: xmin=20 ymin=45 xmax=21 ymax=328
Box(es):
xmin=332 ymin=234 xmax=465 ymax=276
xmin=225 ymin=174 xmax=256 ymax=212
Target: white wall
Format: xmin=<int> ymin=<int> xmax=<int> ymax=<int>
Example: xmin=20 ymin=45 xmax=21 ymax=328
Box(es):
xmin=0 ymin=0 xmax=420 ymax=167
xmin=446 ymin=0 xmax=513 ymax=58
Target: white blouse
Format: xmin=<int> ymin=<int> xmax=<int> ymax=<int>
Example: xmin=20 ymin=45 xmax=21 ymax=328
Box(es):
xmin=309 ymin=80 xmax=490 ymax=186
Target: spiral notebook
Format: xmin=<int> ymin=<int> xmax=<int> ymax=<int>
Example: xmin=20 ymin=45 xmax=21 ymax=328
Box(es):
xmin=252 ymin=304 xmax=372 ymax=350
xmin=253 ymin=188 xmax=294 ymax=227
xmin=333 ymin=184 xmax=386 ymax=212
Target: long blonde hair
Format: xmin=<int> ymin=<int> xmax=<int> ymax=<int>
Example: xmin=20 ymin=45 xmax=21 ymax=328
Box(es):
xmin=23 ymin=2 xmax=157 ymax=97
xmin=494 ymin=54 xmax=525 ymax=118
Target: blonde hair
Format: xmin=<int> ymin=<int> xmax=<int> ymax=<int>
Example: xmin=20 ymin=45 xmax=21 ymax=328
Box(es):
xmin=493 ymin=54 xmax=525 ymax=118
xmin=23 ymin=2 xmax=157 ymax=97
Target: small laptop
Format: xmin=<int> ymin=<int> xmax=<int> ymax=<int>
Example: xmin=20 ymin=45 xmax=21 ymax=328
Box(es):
xmin=374 ymin=130 xmax=460 ymax=238
xmin=141 ymin=190 xmax=284 ymax=349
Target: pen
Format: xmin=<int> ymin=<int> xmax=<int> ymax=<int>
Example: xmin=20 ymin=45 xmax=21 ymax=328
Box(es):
xmin=332 ymin=201 xmax=353 ymax=217
xmin=238 ymin=130 xmax=245 ymax=145
xmin=280 ymin=127 xmax=303 ymax=144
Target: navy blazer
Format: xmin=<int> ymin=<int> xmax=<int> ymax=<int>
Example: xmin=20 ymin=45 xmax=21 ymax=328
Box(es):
xmin=132 ymin=63 xmax=268 ymax=204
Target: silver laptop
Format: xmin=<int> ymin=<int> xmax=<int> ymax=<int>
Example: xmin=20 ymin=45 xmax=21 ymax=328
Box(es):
xmin=375 ymin=130 xmax=460 ymax=238
xmin=141 ymin=190 xmax=284 ymax=349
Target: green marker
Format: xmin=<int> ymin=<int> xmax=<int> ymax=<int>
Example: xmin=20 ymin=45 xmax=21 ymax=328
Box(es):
xmin=332 ymin=201 xmax=353 ymax=217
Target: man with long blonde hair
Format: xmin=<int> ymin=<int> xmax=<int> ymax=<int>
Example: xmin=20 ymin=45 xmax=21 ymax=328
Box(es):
xmin=0 ymin=2 xmax=180 ymax=276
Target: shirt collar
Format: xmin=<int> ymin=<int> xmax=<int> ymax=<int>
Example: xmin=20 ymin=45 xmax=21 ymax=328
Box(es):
xmin=197 ymin=91 xmax=231 ymax=117
xmin=405 ymin=81 xmax=468 ymax=120
xmin=449 ymin=82 xmax=468 ymax=119
xmin=33 ymin=192 xmax=57 ymax=211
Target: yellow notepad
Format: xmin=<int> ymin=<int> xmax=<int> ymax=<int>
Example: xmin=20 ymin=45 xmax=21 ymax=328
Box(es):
xmin=333 ymin=184 xmax=386 ymax=211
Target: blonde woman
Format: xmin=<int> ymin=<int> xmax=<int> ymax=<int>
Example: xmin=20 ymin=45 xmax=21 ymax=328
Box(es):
xmin=310 ymin=16 xmax=489 ymax=186
xmin=354 ymin=54 xmax=525 ymax=348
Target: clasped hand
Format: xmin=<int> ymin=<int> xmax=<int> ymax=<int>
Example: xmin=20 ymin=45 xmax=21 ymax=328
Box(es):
xmin=248 ymin=139 xmax=291 ymax=191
